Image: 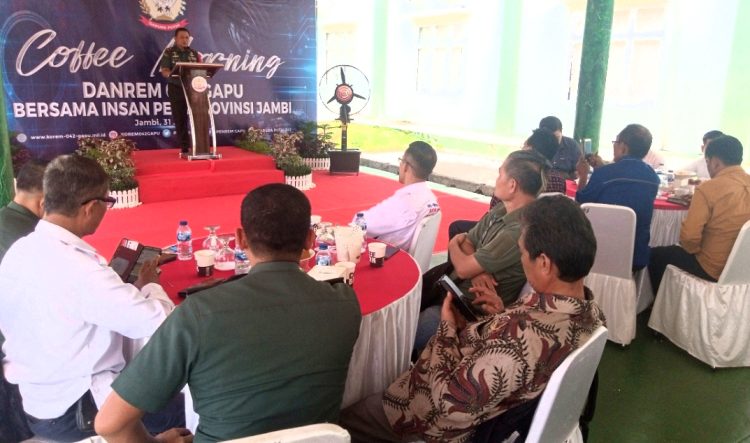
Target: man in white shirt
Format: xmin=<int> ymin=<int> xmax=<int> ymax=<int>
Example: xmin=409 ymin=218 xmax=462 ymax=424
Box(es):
xmin=683 ymin=130 xmax=723 ymax=180
xmin=355 ymin=141 xmax=440 ymax=250
xmin=0 ymin=155 xmax=180 ymax=441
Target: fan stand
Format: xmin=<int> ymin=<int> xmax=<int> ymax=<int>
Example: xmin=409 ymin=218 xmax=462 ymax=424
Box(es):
xmin=329 ymin=104 xmax=360 ymax=175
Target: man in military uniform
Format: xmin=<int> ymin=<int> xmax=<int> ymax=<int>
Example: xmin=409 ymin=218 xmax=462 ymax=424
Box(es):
xmin=160 ymin=27 xmax=201 ymax=155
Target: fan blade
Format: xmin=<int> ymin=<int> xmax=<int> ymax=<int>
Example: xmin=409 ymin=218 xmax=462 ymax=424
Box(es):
xmin=340 ymin=67 xmax=346 ymax=84
xmin=326 ymin=94 xmax=337 ymax=104
xmin=352 ymin=93 xmax=366 ymax=100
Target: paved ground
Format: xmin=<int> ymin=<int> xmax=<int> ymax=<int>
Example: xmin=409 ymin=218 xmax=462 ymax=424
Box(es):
xmin=362 ymin=151 xmax=499 ymax=197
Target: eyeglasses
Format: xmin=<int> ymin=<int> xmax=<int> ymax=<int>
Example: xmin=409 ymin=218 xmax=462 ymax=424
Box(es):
xmin=81 ymin=196 xmax=117 ymax=209
xmin=612 ymin=140 xmax=620 ymax=144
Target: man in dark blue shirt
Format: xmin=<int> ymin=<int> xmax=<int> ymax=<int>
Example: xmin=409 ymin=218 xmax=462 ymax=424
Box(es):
xmin=575 ymin=124 xmax=660 ymax=271
xmin=539 ymin=116 xmax=582 ymax=180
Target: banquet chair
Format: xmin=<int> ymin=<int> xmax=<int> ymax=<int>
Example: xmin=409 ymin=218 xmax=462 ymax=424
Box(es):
xmin=221 ymin=423 xmax=350 ymax=443
xmin=648 ymin=220 xmax=750 ymax=368
xmin=537 ymin=192 xmax=564 ymax=199
xmin=522 ymin=326 xmax=608 ymax=443
xmin=408 ymin=212 xmax=442 ymax=273
xmin=580 ymin=203 xmax=638 ymax=345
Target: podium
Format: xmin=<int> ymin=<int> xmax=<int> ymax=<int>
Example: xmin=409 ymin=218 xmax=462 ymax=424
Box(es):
xmin=170 ymin=62 xmax=224 ymax=160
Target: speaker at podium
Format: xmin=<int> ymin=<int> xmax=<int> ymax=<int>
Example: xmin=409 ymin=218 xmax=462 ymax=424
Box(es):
xmin=170 ymin=62 xmax=223 ymax=160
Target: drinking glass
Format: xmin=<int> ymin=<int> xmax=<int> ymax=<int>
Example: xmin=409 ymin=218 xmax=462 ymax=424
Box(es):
xmin=202 ymin=225 xmax=223 ymax=252
xmin=214 ymin=234 xmax=236 ymax=271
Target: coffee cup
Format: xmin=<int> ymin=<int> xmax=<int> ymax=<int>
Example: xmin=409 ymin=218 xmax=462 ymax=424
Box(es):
xmin=367 ymin=242 xmax=387 ymax=267
xmin=335 ymin=261 xmax=356 ymax=286
xmin=195 ymin=249 xmax=215 ymax=276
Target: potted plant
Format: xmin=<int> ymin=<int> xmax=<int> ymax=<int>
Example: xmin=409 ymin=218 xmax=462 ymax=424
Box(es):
xmin=270 ymin=132 xmax=314 ymax=190
xmin=294 ymin=121 xmax=334 ymax=170
xmin=235 ymin=127 xmax=272 ymax=155
xmin=76 ymin=137 xmax=140 ymax=209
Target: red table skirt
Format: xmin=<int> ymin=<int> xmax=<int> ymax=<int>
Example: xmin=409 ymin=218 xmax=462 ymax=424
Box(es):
xmin=160 ymin=239 xmax=422 ymax=316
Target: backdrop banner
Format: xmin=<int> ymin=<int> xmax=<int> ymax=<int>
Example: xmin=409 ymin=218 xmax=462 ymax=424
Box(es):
xmin=0 ymin=0 xmax=316 ymax=157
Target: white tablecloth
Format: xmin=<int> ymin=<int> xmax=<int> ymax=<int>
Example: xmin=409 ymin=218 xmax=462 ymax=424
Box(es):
xmin=650 ymin=208 xmax=689 ymax=247
xmin=341 ymin=272 xmax=422 ymax=408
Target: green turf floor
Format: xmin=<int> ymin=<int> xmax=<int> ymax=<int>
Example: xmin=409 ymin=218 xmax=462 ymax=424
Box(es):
xmin=589 ymin=310 xmax=750 ymax=442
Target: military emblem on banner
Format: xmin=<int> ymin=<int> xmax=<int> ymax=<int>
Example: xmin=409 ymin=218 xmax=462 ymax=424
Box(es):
xmin=139 ymin=0 xmax=189 ymax=31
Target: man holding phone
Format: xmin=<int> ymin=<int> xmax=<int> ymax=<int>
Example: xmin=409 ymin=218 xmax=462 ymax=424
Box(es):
xmin=340 ymin=196 xmax=605 ymax=443
xmin=576 ymin=123 xmax=660 ymax=271
xmin=539 ymin=115 xmax=582 ymax=180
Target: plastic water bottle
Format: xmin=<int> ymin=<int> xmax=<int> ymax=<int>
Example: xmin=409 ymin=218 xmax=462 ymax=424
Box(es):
xmin=316 ymin=243 xmax=331 ymax=266
xmin=176 ymin=220 xmax=193 ymax=261
xmin=354 ymin=212 xmax=368 ymax=240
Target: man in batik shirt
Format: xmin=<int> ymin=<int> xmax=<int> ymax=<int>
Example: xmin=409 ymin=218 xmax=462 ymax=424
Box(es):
xmin=341 ymin=195 xmax=606 ymax=443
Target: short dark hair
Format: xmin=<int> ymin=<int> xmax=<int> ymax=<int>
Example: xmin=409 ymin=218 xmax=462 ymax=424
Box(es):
xmin=404 ymin=141 xmax=437 ymax=179
xmin=539 ymin=116 xmax=563 ymax=133
xmin=705 ymin=135 xmax=743 ymax=165
xmin=504 ymin=150 xmax=550 ymax=196
xmin=617 ymin=124 xmax=652 ymax=159
xmin=703 ymin=130 xmax=724 ymax=143
xmin=15 ymin=159 xmax=48 ymax=193
xmin=174 ymin=27 xmax=190 ymax=37
xmin=525 ymin=128 xmax=559 ymax=162
xmin=521 ymin=196 xmax=597 ymax=282
xmin=43 ymin=155 xmax=109 ymax=216
xmin=240 ymin=184 xmax=310 ymax=258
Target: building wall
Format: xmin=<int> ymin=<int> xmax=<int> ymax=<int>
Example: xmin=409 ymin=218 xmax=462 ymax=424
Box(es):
xmin=317 ymin=0 xmax=747 ymax=155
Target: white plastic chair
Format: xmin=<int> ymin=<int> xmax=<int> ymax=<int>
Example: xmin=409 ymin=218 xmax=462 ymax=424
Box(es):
xmin=408 ymin=212 xmax=442 ymax=273
xmin=537 ymin=192 xmax=564 ymax=199
xmin=221 ymin=423 xmax=350 ymax=443
xmin=648 ymin=220 xmax=750 ymax=368
xmin=524 ymin=326 xmax=609 ymax=443
xmin=580 ymin=203 xmax=639 ymax=345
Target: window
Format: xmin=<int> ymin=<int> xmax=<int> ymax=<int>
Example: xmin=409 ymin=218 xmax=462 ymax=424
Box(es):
xmin=569 ymin=5 xmax=665 ymax=105
xmin=416 ymin=22 xmax=465 ymax=94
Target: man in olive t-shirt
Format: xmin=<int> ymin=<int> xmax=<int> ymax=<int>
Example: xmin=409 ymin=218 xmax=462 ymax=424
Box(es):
xmin=95 ymin=184 xmax=362 ymax=443
xmin=415 ymin=151 xmax=548 ymax=353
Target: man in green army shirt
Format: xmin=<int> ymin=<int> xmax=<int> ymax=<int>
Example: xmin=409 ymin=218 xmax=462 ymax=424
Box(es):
xmin=0 ymin=159 xmax=47 ymax=263
xmin=160 ymin=27 xmax=201 ymax=155
xmin=95 ymin=184 xmax=362 ymax=443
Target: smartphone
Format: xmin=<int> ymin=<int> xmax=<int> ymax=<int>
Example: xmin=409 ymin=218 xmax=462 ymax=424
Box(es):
xmin=437 ymin=275 xmax=483 ymax=322
xmin=127 ymin=246 xmax=162 ymax=283
xmin=582 ymin=138 xmax=593 ymax=155
xmin=178 ymin=277 xmax=226 ymax=297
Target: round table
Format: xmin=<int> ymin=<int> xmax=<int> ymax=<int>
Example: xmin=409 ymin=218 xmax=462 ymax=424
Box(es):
xmin=158 ymin=238 xmax=422 ymax=429
xmin=565 ymin=180 xmax=688 ymax=247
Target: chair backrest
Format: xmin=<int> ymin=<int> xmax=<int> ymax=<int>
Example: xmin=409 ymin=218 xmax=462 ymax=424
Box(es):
xmin=538 ymin=192 xmax=564 ymax=199
xmin=581 ymin=203 xmax=636 ymax=280
xmin=524 ymin=326 xmax=608 ymax=443
xmin=718 ymin=220 xmax=750 ymax=285
xmin=221 ymin=424 xmax=350 ymax=443
xmin=408 ymin=211 xmax=442 ymax=273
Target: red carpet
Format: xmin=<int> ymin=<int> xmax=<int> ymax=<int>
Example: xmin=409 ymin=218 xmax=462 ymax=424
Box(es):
xmin=89 ymin=170 xmax=490 ymax=259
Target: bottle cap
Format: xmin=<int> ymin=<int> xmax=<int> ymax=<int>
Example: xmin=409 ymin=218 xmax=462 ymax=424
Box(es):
xmin=356 ymin=212 xmax=364 ymax=217
xmin=179 ymin=220 xmax=188 ymax=225
xmin=319 ymin=243 xmax=328 ymax=250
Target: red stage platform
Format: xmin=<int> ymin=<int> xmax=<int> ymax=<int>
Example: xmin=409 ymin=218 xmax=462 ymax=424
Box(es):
xmin=133 ymin=147 xmax=284 ymax=203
